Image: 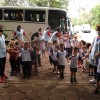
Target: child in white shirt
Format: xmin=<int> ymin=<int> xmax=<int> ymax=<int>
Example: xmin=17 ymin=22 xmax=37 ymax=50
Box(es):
xmin=21 ymin=42 xmax=33 ymax=78
xmin=69 ymin=47 xmax=78 ymax=83
xmin=57 ymin=43 xmax=66 ymax=79
xmin=47 ymin=42 xmax=53 ymax=66
xmin=51 ymin=45 xmax=59 ymax=74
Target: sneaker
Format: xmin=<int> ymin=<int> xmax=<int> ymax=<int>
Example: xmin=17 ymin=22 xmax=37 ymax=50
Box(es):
xmin=56 ymin=72 xmax=60 ymax=75
xmin=89 ymin=79 xmax=96 ymax=84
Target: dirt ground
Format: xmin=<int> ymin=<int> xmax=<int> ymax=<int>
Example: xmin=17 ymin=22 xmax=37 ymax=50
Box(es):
xmin=0 ymin=54 xmax=100 ymax=100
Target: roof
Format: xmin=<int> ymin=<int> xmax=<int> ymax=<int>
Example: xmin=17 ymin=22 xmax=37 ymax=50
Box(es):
xmin=0 ymin=6 xmax=66 ymax=12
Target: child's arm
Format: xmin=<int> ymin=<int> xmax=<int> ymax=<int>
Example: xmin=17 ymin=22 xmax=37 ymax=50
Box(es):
xmin=95 ymin=52 xmax=100 ymax=57
xmin=69 ymin=56 xmax=73 ymax=60
xmin=28 ymin=43 xmax=34 ymax=51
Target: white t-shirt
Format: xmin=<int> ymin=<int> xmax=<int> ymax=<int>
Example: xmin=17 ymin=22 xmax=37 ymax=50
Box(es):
xmin=58 ymin=50 xmax=66 ymax=65
xmin=21 ymin=48 xmax=31 ymax=61
xmin=52 ymin=51 xmax=58 ymax=61
xmin=64 ymin=39 xmax=71 ymax=48
xmin=42 ymin=30 xmax=50 ymax=41
xmin=15 ymin=29 xmax=24 ymax=41
xmin=41 ymin=42 xmax=45 ymax=50
xmin=70 ymin=55 xmax=78 ymax=68
xmin=77 ymin=49 xmax=83 ymax=58
xmin=97 ymin=58 xmax=100 ymax=73
xmin=72 ymin=39 xmax=79 ymax=47
xmin=50 ymin=31 xmax=58 ymax=42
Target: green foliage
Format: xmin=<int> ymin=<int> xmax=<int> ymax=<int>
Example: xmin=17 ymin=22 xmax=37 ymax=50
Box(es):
xmin=30 ymin=0 xmax=69 ymax=9
xmin=90 ymin=4 xmax=100 ymax=28
xmin=1 ymin=0 xmax=69 ymax=9
xmin=72 ymin=4 xmax=100 ymax=28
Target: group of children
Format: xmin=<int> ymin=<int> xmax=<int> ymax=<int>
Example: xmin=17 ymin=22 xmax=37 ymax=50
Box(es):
xmin=7 ymin=38 xmax=42 ymax=78
xmin=5 ymin=31 xmax=100 ymax=95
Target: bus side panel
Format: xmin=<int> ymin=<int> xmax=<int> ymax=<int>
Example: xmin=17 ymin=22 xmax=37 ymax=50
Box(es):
xmin=0 ymin=21 xmax=48 ymax=40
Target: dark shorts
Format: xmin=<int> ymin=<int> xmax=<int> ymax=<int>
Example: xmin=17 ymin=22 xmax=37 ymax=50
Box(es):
xmin=70 ymin=68 xmax=77 ymax=72
xmin=58 ymin=65 xmax=65 ymax=70
xmin=89 ymin=64 xmax=94 ymax=68
xmin=49 ymin=56 xmax=53 ymax=63
xmin=52 ymin=60 xmax=58 ymax=66
xmin=65 ymin=48 xmax=72 ymax=57
xmin=96 ymin=73 xmax=100 ymax=81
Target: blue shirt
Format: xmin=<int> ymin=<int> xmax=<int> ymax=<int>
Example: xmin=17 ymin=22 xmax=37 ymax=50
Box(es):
xmin=0 ymin=34 xmax=6 ymax=58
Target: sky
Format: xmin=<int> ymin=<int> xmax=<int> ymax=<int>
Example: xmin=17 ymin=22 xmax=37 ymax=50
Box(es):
xmin=68 ymin=0 xmax=100 ymax=18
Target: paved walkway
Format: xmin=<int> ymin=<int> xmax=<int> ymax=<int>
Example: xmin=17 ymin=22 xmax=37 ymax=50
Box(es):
xmin=0 ymin=54 xmax=100 ymax=100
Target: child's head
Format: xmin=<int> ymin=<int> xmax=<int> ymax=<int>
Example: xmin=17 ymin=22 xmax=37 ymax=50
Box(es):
xmin=82 ymin=45 xmax=87 ymax=52
xmin=86 ymin=43 xmax=91 ymax=49
xmin=59 ymin=43 xmax=64 ymax=51
xmin=54 ymin=44 xmax=59 ymax=51
xmin=24 ymin=42 xmax=29 ymax=49
xmin=9 ymin=41 xmax=15 ymax=48
xmin=72 ymin=47 xmax=78 ymax=54
xmin=81 ymin=40 xmax=86 ymax=45
xmin=53 ymin=40 xmax=58 ymax=45
xmin=77 ymin=42 xmax=82 ymax=48
xmin=74 ymin=36 xmax=77 ymax=40
xmin=15 ymin=40 xmax=19 ymax=46
xmin=48 ymin=41 xmax=52 ymax=47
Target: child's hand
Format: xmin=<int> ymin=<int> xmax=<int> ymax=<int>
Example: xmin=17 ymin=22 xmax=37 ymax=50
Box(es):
xmin=82 ymin=57 xmax=85 ymax=59
xmin=95 ymin=53 xmax=100 ymax=57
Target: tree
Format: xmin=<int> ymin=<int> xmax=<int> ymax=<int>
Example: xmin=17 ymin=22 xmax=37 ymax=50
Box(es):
xmin=2 ymin=0 xmax=31 ymax=6
xmin=27 ymin=0 xmax=69 ymax=9
xmin=90 ymin=4 xmax=100 ymax=28
xmin=1 ymin=0 xmax=69 ymax=9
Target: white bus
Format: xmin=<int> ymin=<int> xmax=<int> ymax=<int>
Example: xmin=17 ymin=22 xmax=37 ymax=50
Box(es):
xmin=0 ymin=6 xmax=71 ymax=40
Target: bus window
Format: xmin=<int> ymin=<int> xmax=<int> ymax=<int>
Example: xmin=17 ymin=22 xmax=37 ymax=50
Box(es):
xmin=0 ymin=9 xmax=2 ymax=20
xmin=4 ymin=10 xmax=23 ymax=21
xmin=25 ymin=10 xmax=45 ymax=22
xmin=48 ymin=10 xmax=66 ymax=30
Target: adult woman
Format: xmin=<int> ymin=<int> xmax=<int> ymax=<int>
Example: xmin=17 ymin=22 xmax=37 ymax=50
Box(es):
xmin=0 ymin=28 xmax=7 ymax=83
xmin=89 ymin=25 xmax=100 ymax=84
xmin=31 ymin=28 xmax=43 ymax=41
xmin=42 ymin=26 xmax=51 ymax=46
xmin=14 ymin=25 xmax=29 ymax=41
xmin=50 ymin=27 xmax=62 ymax=43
